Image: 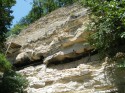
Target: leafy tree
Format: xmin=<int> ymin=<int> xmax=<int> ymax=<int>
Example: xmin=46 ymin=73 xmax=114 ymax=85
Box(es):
xmin=8 ymin=22 xmax=27 ymax=35
xmin=42 ymin=0 xmax=58 ymax=13
xmin=81 ymin=0 xmax=125 ymax=57
xmin=0 ymin=0 xmax=16 ymax=51
xmin=58 ymin=0 xmax=77 ymax=6
xmin=0 ymin=1 xmax=28 ymax=93
xmin=27 ymin=0 xmax=44 ymax=23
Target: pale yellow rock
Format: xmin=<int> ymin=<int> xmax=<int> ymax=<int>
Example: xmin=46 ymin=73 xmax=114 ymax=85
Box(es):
xmin=7 ymin=4 xmax=116 ymax=93
xmin=6 ymin=4 xmax=91 ymax=65
xmin=18 ymin=57 xmax=115 ymax=93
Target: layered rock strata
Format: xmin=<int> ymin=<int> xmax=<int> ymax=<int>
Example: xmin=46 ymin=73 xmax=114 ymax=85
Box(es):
xmin=6 ymin=4 xmax=91 ymax=66
xmin=7 ymin=4 xmax=116 ymax=93
xmin=18 ymin=56 xmax=115 ymax=93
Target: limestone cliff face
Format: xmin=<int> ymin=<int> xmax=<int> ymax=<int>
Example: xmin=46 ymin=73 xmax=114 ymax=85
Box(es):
xmin=7 ymin=4 xmax=91 ymax=66
xmin=18 ymin=57 xmax=115 ymax=93
xmin=7 ymin=4 xmax=116 ymax=93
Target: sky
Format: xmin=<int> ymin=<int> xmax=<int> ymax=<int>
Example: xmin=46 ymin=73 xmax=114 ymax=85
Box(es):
xmin=11 ymin=0 xmax=32 ymax=27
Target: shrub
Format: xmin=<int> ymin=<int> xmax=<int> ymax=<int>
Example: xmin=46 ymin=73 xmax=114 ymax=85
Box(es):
xmin=0 ymin=70 xmax=28 ymax=93
xmin=7 ymin=23 xmax=27 ymax=36
xmin=81 ymin=0 xmax=125 ymax=57
xmin=0 ymin=53 xmax=12 ymax=72
xmin=0 ymin=53 xmax=28 ymax=93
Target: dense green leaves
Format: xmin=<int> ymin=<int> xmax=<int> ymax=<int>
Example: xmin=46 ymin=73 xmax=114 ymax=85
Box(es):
xmin=7 ymin=22 xmax=27 ymax=36
xmin=0 ymin=70 xmax=28 ymax=93
xmin=0 ymin=53 xmax=28 ymax=93
xmin=0 ymin=53 xmax=12 ymax=72
xmin=82 ymin=0 xmax=125 ymax=56
xmin=0 ymin=1 xmax=28 ymax=93
xmin=0 ymin=0 xmax=16 ymax=51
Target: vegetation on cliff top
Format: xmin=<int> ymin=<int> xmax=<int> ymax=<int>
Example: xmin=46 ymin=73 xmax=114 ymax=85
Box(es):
xmin=9 ymin=0 xmax=78 ymax=35
xmin=82 ymin=0 xmax=125 ymax=57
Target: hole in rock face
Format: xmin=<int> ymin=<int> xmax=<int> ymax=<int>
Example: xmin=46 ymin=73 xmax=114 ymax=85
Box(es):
xmin=13 ymin=56 xmax=44 ymax=70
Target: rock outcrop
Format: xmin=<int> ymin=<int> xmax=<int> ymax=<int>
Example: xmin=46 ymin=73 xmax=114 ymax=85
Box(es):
xmin=7 ymin=4 xmax=91 ymax=66
xmin=7 ymin=4 xmax=116 ymax=93
xmin=18 ymin=56 xmax=115 ymax=93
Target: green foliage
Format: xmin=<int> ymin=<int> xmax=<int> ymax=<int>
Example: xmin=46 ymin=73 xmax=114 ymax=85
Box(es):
xmin=0 ymin=53 xmax=12 ymax=72
xmin=0 ymin=1 xmax=28 ymax=93
xmin=0 ymin=0 xmax=16 ymax=51
xmin=0 ymin=70 xmax=28 ymax=93
xmin=0 ymin=53 xmax=28 ymax=93
xmin=81 ymin=0 xmax=125 ymax=56
xmin=8 ymin=23 xmax=27 ymax=36
xmin=58 ymin=0 xmax=77 ymax=6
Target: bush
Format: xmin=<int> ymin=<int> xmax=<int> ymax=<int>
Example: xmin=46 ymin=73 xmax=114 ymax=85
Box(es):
xmin=7 ymin=23 xmax=27 ymax=36
xmin=0 ymin=53 xmax=28 ymax=93
xmin=0 ymin=53 xmax=12 ymax=72
xmin=81 ymin=0 xmax=125 ymax=57
xmin=0 ymin=70 xmax=28 ymax=93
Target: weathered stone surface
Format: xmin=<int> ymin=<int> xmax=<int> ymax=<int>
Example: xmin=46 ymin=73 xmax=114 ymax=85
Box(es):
xmin=18 ymin=57 xmax=115 ymax=93
xmin=18 ymin=66 xmax=35 ymax=76
xmin=6 ymin=4 xmax=91 ymax=65
xmin=7 ymin=4 xmax=116 ymax=93
xmin=6 ymin=42 xmax=22 ymax=63
xmin=29 ymin=80 xmax=45 ymax=88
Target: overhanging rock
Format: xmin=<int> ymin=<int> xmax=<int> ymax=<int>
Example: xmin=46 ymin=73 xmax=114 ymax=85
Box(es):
xmin=6 ymin=4 xmax=93 ymax=67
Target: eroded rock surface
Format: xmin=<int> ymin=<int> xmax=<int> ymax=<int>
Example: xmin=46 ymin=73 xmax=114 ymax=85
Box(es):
xmin=7 ymin=4 xmax=91 ymax=66
xmin=7 ymin=4 xmax=116 ymax=93
xmin=18 ymin=56 xmax=115 ymax=93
